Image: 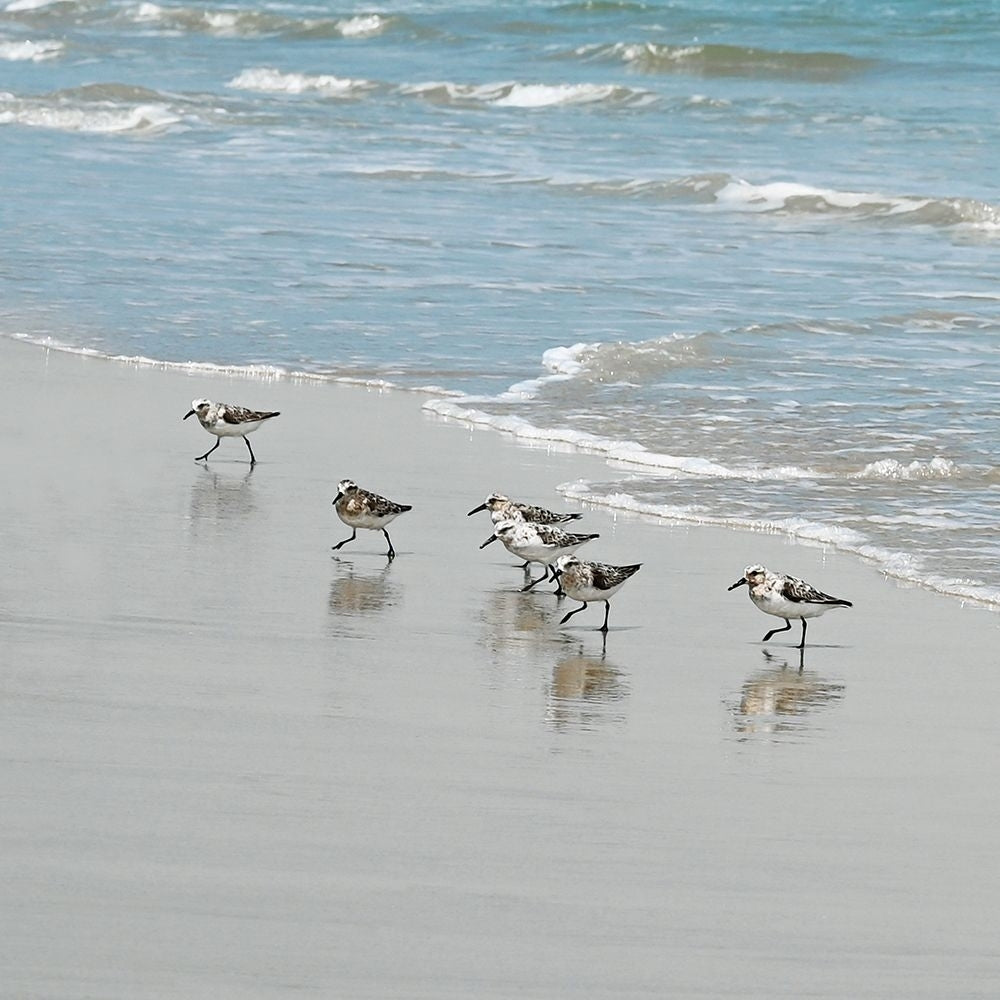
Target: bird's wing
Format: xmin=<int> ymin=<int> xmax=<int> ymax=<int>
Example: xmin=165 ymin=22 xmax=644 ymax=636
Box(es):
xmin=592 ymin=563 xmax=641 ymax=590
xmin=781 ymin=575 xmax=847 ymax=605
xmin=221 ymin=405 xmax=278 ymax=424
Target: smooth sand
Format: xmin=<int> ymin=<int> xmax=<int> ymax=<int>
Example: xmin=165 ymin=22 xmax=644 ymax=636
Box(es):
xmin=1 ymin=337 xmax=998 ymax=998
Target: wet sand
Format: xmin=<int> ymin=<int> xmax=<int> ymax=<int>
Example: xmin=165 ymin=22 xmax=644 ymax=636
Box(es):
xmin=1 ymin=337 xmax=997 ymax=998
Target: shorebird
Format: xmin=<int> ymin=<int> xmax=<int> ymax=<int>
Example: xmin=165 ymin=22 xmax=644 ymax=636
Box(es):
xmin=183 ymin=399 xmax=279 ymax=466
xmin=554 ymin=555 xmax=641 ymax=633
xmin=467 ymin=493 xmax=583 ymax=526
xmin=481 ymin=519 xmax=599 ymax=592
xmin=728 ymin=564 xmax=852 ymax=648
xmin=332 ymin=479 xmax=412 ymax=560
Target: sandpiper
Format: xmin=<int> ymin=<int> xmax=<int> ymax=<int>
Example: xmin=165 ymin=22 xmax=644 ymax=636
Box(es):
xmin=554 ymin=555 xmax=641 ymax=632
xmin=332 ymin=479 xmax=412 ymax=560
xmin=481 ymin=519 xmax=599 ymax=592
xmin=467 ymin=493 xmax=583 ymax=526
xmin=183 ymin=399 xmax=279 ymax=466
xmin=728 ymin=564 xmax=852 ymax=648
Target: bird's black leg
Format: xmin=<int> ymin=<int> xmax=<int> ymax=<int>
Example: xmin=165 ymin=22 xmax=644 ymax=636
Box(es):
xmin=559 ymin=602 xmax=588 ymax=626
xmin=600 ymin=601 xmax=612 ymax=633
xmin=195 ymin=438 xmax=221 ymax=462
xmin=521 ymin=569 xmax=549 ymax=592
xmin=550 ymin=566 xmax=565 ymax=597
xmin=797 ymin=619 xmax=808 ymax=649
xmin=762 ymin=619 xmax=792 ymax=643
xmin=243 ymin=436 xmax=257 ymax=466
xmin=383 ymin=529 xmax=396 ymax=561
xmin=332 ymin=528 xmax=357 ymax=551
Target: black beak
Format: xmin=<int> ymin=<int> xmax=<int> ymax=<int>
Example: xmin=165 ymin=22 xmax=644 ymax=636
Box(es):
xmin=183 ymin=409 xmax=195 ymax=420
xmin=728 ymin=578 xmax=747 ymax=591
xmin=479 ymin=534 xmax=498 ymax=549
xmin=332 ymin=493 xmax=344 ymax=506
xmin=467 ymin=503 xmax=488 ymax=516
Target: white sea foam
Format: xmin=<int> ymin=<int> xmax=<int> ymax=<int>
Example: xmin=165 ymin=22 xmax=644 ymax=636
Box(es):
xmin=398 ymin=79 xmax=650 ymax=109
xmin=227 ymin=67 xmax=367 ymax=97
xmin=337 ymin=15 xmax=385 ymax=38
xmin=4 ymin=333 xmax=411 ymax=390
xmin=558 ymin=481 xmax=1000 ymax=609
xmin=493 ymin=83 xmax=618 ymax=108
xmin=423 ymin=394 xmax=820 ymax=482
xmin=541 ymin=343 xmax=592 ymax=377
xmin=866 ymin=513 xmax=958 ymax=529
xmin=716 ymin=178 xmax=898 ymax=213
xmin=203 ymin=10 xmax=240 ymax=33
xmin=0 ymin=100 xmax=180 ymax=133
xmin=713 ymin=177 xmax=1000 ymax=229
xmin=4 ymin=0 xmax=61 ymax=10
xmin=0 ymin=39 xmax=63 ymax=61
xmin=856 ymin=457 xmax=957 ymax=480
xmin=132 ymin=2 xmax=162 ymax=22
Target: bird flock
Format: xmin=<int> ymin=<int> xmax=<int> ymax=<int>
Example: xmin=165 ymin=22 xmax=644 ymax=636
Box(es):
xmin=184 ymin=398 xmax=853 ymax=645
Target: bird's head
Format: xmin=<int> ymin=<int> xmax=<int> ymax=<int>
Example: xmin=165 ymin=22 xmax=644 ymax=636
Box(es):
xmin=183 ymin=398 xmax=212 ymax=420
xmin=728 ymin=564 xmax=767 ymax=591
xmin=481 ymin=517 xmax=519 ymax=549
xmin=333 ymin=479 xmax=358 ymax=505
xmin=467 ymin=492 xmax=509 ymax=516
xmin=554 ymin=554 xmax=581 ymax=574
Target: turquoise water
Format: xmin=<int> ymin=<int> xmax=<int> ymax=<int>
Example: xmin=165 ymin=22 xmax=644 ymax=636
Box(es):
xmin=2 ymin=0 xmax=999 ymax=602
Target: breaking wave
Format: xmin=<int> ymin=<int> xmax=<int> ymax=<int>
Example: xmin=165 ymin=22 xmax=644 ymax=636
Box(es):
xmin=227 ymin=67 xmax=372 ymax=98
xmin=399 ymin=79 xmax=654 ymax=108
xmin=125 ymin=3 xmax=397 ymax=39
xmin=0 ymin=37 xmax=63 ymax=60
xmin=556 ymin=481 xmax=1000 ymax=609
xmin=0 ymin=86 xmax=182 ymax=133
xmin=552 ymin=173 xmax=1000 ymax=230
xmin=581 ymin=41 xmax=877 ymax=81
xmin=856 ymin=457 xmax=958 ymax=480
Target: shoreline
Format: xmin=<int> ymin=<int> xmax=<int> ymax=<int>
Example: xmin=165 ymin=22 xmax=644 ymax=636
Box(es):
xmin=2 ymin=334 xmax=998 ymax=998
xmin=8 ymin=331 xmax=999 ymax=614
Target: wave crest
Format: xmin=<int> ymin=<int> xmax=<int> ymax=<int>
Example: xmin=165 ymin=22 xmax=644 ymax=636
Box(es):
xmin=541 ymin=334 xmax=718 ymax=383
xmin=227 ymin=67 xmax=370 ymax=97
xmin=714 ymin=178 xmax=1000 ymax=228
xmin=584 ymin=41 xmax=876 ymax=80
xmin=0 ymin=90 xmax=180 ymax=133
xmin=558 ymin=482 xmax=1000 ymax=609
xmin=856 ymin=457 xmax=957 ymax=480
xmin=0 ymin=38 xmax=63 ymax=60
xmin=399 ymin=79 xmax=651 ymax=109
xmin=127 ymin=3 xmax=395 ymax=39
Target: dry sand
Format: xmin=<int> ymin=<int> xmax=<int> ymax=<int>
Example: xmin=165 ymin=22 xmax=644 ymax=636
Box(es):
xmin=1 ymin=336 xmax=997 ymax=998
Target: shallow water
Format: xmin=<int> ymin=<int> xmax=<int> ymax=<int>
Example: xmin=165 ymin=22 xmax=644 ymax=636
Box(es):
xmin=2 ymin=0 xmax=999 ymax=603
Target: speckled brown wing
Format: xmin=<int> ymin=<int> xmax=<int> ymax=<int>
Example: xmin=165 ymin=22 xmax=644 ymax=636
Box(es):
xmin=358 ymin=488 xmax=412 ymax=517
xmin=221 ymin=405 xmax=280 ymax=425
xmin=537 ymin=525 xmax=599 ymax=547
xmin=515 ymin=502 xmax=582 ymax=524
xmin=781 ymin=575 xmax=852 ymax=606
xmin=591 ymin=562 xmax=642 ymax=592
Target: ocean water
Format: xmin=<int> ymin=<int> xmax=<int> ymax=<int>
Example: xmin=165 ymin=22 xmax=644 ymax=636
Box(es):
xmin=2 ymin=0 xmax=999 ymax=604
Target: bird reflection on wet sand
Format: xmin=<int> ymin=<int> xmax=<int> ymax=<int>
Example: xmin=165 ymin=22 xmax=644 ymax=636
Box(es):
xmin=546 ymin=640 xmax=628 ymax=732
xmin=188 ymin=466 xmax=256 ymax=525
xmin=328 ymin=559 xmax=399 ymax=625
xmin=477 ymin=587 xmax=555 ymax=665
xmin=731 ymin=650 xmax=845 ymax=738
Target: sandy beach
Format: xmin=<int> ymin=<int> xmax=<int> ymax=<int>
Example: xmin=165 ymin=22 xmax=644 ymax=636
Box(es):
xmin=1 ymin=335 xmax=998 ymax=999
